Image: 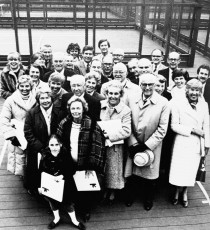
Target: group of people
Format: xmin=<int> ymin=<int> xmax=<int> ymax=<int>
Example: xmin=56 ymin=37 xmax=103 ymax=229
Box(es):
xmin=0 ymin=39 xmax=209 ymax=230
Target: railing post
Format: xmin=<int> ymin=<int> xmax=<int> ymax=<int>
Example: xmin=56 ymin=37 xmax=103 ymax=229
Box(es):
xmin=93 ymin=0 xmax=96 ymax=50
xmin=188 ymin=5 xmax=202 ymax=67
xmin=165 ymin=0 xmax=174 ymax=61
xmin=85 ymin=0 xmax=88 ymax=45
xmin=152 ymin=0 xmax=157 ymax=34
xmin=138 ymin=2 xmax=145 ymax=55
xmin=175 ymin=4 xmax=183 ymax=46
xmin=26 ymin=0 xmax=33 ymax=55
xmin=11 ymin=0 xmax=19 ymax=52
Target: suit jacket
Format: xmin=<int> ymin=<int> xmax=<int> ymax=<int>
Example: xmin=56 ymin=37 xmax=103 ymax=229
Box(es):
xmin=61 ymin=92 xmax=101 ymax=121
xmin=24 ymin=105 xmax=61 ymax=153
xmin=42 ymin=69 xmax=75 ymax=92
xmin=158 ymin=68 xmax=170 ymax=87
xmin=203 ymin=78 xmax=210 ymax=114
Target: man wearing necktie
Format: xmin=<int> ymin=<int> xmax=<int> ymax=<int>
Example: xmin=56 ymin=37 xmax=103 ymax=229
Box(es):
xmin=151 ymin=49 xmax=167 ymax=74
xmin=124 ymin=73 xmax=170 ymax=211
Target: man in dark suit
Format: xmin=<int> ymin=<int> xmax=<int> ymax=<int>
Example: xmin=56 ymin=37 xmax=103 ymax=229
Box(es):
xmin=61 ymin=75 xmax=101 ymax=121
xmin=158 ymin=51 xmax=189 ymax=91
xmin=197 ymin=64 xmax=210 ymax=114
xmin=42 ymin=52 xmax=75 ymax=92
xmin=77 ymin=45 xmax=94 ymax=76
xmin=40 ymin=44 xmax=53 ymax=72
xmin=102 ymin=55 xmax=114 ymax=81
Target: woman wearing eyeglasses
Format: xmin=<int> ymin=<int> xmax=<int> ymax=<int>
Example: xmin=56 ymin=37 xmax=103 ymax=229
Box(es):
xmin=1 ymin=52 xmax=27 ymax=99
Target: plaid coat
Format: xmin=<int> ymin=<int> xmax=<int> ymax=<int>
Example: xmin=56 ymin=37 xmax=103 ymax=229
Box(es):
xmin=57 ymin=115 xmax=106 ymax=174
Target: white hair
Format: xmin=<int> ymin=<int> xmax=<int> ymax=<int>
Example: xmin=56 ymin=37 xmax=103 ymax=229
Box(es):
xmin=70 ymin=74 xmax=85 ymax=85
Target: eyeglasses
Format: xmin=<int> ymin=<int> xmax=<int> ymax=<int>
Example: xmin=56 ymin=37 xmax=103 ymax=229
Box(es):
xmin=103 ymin=63 xmax=113 ymax=66
xmin=8 ymin=58 xmax=18 ymax=61
xmin=168 ymin=58 xmax=179 ymax=61
xmin=141 ymin=83 xmax=154 ymax=87
xmin=139 ymin=66 xmax=150 ymax=69
xmin=152 ymin=55 xmax=161 ymax=58
xmin=113 ymin=54 xmax=123 ymax=57
xmin=113 ymin=71 xmax=125 ymax=74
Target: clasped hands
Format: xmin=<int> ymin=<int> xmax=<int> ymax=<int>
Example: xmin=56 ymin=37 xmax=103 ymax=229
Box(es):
xmin=7 ymin=136 xmax=20 ymax=147
xmin=129 ymin=142 xmax=148 ymax=159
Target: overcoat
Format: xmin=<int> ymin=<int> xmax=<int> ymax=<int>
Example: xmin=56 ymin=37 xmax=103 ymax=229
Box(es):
xmin=0 ymin=65 xmax=26 ymax=99
xmin=169 ymin=97 xmax=210 ymax=186
xmin=100 ymin=100 xmax=131 ymax=189
xmin=24 ymin=105 xmax=61 ymax=189
xmin=0 ymin=90 xmax=36 ymax=175
xmin=124 ymin=91 xmax=170 ymax=179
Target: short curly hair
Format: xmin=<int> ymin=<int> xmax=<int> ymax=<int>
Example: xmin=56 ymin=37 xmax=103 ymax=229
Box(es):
xmin=66 ymin=43 xmax=81 ymax=54
xmin=16 ymin=75 xmax=34 ymax=90
xmin=104 ymin=80 xmax=124 ymax=97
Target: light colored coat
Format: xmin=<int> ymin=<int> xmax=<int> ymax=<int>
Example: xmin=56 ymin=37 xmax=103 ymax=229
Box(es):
xmin=100 ymin=79 xmax=142 ymax=106
xmin=0 ymin=90 xmax=36 ymax=175
xmin=169 ymin=97 xmax=210 ymax=186
xmin=100 ymin=100 xmax=131 ymax=189
xmin=124 ymin=91 xmax=170 ymax=179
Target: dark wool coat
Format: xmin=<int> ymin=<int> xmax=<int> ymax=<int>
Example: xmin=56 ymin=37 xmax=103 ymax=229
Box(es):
xmin=0 ymin=65 xmax=26 ymax=99
xmin=24 ymin=105 xmax=61 ymax=190
xmin=57 ymin=115 xmax=106 ymax=175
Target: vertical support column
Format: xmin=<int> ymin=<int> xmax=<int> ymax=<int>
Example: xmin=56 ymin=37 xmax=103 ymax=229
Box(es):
xmin=204 ymin=14 xmax=210 ymax=55
xmin=26 ymin=0 xmax=33 ymax=55
xmin=165 ymin=0 xmax=174 ymax=61
xmin=11 ymin=0 xmax=19 ymax=52
xmin=85 ymin=0 xmax=89 ymax=45
xmin=73 ymin=0 xmax=76 ymax=24
xmin=93 ymin=0 xmax=96 ymax=50
xmin=189 ymin=7 xmax=196 ymax=48
xmin=152 ymin=0 xmax=157 ymax=33
xmin=138 ymin=2 xmax=145 ymax=54
xmin=188 ymin=6 xmax=202 ymax=67
xmin=176 ymin=4 xmax=183 ymax=46
xmin=43 ymin=2 xmax=47 ymax=29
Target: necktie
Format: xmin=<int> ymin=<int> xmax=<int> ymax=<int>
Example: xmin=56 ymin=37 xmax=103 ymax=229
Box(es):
xmin=86 ymin=63 xmax=90 ymax=73
xmin=154 ymin=64 xmax=157 ymax=73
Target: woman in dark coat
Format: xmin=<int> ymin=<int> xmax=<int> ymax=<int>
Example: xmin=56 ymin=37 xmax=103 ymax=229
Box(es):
xmin=39 ymin=134 xmax=85 ymax=230
xmin=24 ymin=86 xmax=61 ymax=194
xmin=57 ymin=97 xmax=106 ymax=222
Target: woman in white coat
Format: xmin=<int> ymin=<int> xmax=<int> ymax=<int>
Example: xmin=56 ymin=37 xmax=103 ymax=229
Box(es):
xmin=100 ymin=80 xmax=131 ymax=202
xmin=169 ymin=79 xmax=209 ymax=207
xmin=0 ymin=75 xmax=36 ymax=176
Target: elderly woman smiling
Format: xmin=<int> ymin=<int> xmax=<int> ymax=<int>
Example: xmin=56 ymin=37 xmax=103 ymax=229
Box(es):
xmin=85 ymin=71 xmax=105 ymax=101
xmin=169 ymin=79 xmax=209 ymax=208
xmin=100 ymin=80 xmax=131 ymax=202
xmin=0 ymin=75 xmax=36 ymax=177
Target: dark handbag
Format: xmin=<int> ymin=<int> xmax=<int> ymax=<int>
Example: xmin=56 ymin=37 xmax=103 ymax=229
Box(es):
xmin=196 ymin=156 xmax=206 ymax=183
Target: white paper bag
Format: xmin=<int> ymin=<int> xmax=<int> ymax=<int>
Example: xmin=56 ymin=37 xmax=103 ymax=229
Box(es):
xmin=41 ymin=172 xmax=64 ymax=202
xmin=73 ymin=170 xmax=100 ymax=191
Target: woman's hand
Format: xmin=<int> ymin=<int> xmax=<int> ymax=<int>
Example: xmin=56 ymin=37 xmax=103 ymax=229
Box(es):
xmin=85 ymin=170 xmax=94 ymax=178
xmin=55 ymin=175 xmax=63 ymax=182
xmin=191 ymin=128 xmax=204 ymax=137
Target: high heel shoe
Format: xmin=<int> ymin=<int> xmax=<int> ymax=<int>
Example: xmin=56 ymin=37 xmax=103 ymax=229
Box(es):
xmin=172 ymin=198 xmax=178 ymax=205
xmin=48 ymin=220 xmax=60 ymax=229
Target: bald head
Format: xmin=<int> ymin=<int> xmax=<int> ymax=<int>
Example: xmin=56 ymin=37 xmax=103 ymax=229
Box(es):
xmin=113 ymin=63 xmax=128 ymax=82
xmin=167 ymin=52 xmax=181 ymax=70
xmin=138 ymin=58 xmax=152 ymax=75
xmin=70 ymin=75 xmax=86 ymax=97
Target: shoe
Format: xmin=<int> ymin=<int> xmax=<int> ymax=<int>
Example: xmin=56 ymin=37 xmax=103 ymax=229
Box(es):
xmin=144 ymin=200 xmax=153 ymax=211
xmin=182 ymin=200 xmax=188 ymax=208
xmin=172 ymin=198 xmax=178 ymax=205
xmin=125 ymin=200 xmax=133 ymax=207
xmin=72 ymin=222 xmax=86 ymax=230
xmin=84 ymin=212 xmax=90 ymax=222
xmin=48 ymin=220 xmax=60 ymax=229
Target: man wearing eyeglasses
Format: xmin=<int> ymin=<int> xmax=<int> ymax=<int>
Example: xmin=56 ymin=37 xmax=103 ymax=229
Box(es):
xmin=102 ymin=55 xmax=114 ymax=80
xmin=100 ymin=62 xmax=141 ymax=104
xmin=151 ymin=49 xmax=167 ymax=74
xmin=1 ymin=52 xmax=27 ymax=99
xmin=124 ymin=73 xmax=170 ymax=211
xmin=158 ymin=51 xmax=189 ymax=91
xmin=112 ymin=48 xmax=124 ymax=64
